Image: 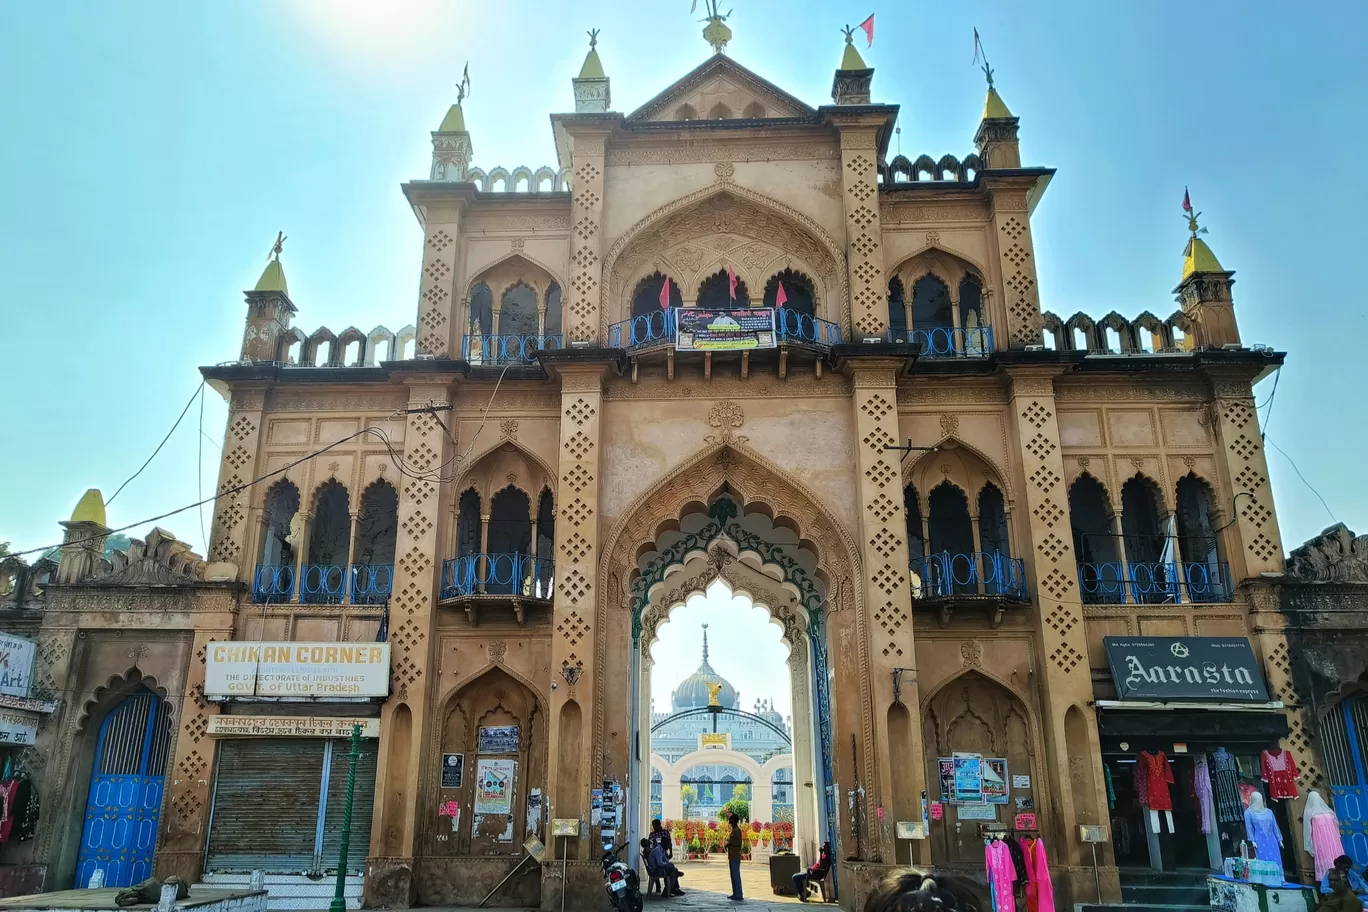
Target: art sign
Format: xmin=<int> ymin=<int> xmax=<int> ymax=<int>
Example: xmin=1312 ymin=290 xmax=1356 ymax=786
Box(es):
xmin=204 ymin=642 xmax=391 ymax=698
xmin=0 ymin=709 xmax=38 ymax=745
xmin=0 ymin=634 xmax=36 ymax=700
xmin=1104 ymin=637 xmax=1270 ymax=702
xmin=675 ymin=308 xmax=777 ymax=351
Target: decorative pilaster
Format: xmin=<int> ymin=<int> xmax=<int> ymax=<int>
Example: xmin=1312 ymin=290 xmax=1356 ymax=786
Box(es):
xmin=837 ymin=125 xmax=887 ymax=339
xmin=1210 ymin=374 xmax=1283 ymax=579
xmin=849 ymin=363 xmax=926 ymax=864
xmin=417 ymin=219 xmax=459 ymax=358
xmin=566 ymin=135 xmax=608 ymax=344
xmin=208 ymin=386 xmax=266 ymax=579
xmin=1006 ymin=370 xmax=1112 ymax=894
xmin=365 ymin=381 xmax=451 ymax=908
xmin=987 ymin=186 xmax=1043 ymax=349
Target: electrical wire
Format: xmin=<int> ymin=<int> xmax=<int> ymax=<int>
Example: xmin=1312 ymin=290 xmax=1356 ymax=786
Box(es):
xmin=197 ymin=385 xmax=208 ymax=554
xmin=1265 ymin=435 xmax=1337 ymax=524
xmin=106 ymin=382 xmax=206 ymax=505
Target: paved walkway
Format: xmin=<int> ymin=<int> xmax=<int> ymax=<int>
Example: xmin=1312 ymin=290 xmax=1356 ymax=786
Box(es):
xmin=646 ymin=859 xmax=829 ymax=912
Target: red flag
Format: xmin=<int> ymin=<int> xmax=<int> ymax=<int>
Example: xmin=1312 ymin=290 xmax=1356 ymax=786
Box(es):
xmin=775 ymin=281 xmax=788 ymax=308
xmin=1182 ymin=187 xmax=1192 ymax=213
xmin=728 ymin=265 xmax=737 ymax=301
xmin=659 ymin=276 xmax=672 ymax=309
xmin=858 ymin=14 xmax=875 ymax=48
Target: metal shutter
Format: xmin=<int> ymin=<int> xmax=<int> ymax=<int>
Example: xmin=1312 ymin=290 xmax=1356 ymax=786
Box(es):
xmin=319 ymin=738 xmax=378 ymax=874
xmin=205 ymin=739 xmax=325 ymax=873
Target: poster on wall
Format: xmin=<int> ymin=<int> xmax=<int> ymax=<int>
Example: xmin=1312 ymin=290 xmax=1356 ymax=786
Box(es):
xmin=477 ymin=725 xmax=520 ymax=754
xmin=984 ymin=759 xmax=1009 ymax=805
xmin=952 ymin=753 xmax=984 ymax=804
xmin=957 ymin=804 xmax=997 ymax=821
xmin=441 ymin=753 xmax=465 ymax=789
xmin=474 ymin=758 xmax=516 ymax=814
xmin=938 ymin=759 xmax=955 ymax=802
xmin=675 ymin=308 xmax=777 ymax=351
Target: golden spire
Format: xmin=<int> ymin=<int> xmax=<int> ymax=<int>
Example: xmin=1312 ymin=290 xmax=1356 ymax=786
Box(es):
xmin=698 ymin=0 xmax=733 ymax=54
xmin=254 ymin=231 xmax=288 ymax=293
xmin=839 ymin=25 xmax=868 ymax=71
xmin=974 ymin=29 xmax=1013 ymax=119
xmin=1181 ymin=189 xmax=1225 ymax=280
xmin=578 ymin=29 xmax=606 ymax=78
xmin=438 ymin=64 xmax=471 ymax=132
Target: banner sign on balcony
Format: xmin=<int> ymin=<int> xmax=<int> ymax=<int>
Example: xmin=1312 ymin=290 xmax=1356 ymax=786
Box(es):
xmin=0 ymin=634 xmax=37 ymax=700
xmin=1104 ymin=637 xmax=1269 ymax=702
xmin=205 ymin=642 xmax=391 ymax=698
xmin=676 ymin=308 xmax=777 ymax=351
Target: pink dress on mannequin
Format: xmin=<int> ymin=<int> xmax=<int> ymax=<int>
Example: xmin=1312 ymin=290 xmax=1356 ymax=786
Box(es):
xmin=986 ymin=839 xmax=1017 ymax=912
xmin=1303 ymin=792 xmax=1346 ymax=881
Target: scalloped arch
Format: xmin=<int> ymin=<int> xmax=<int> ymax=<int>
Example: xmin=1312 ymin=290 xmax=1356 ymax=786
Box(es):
xmin=79 ymin=669 xmax=170 ymax=730
xmin=903 ymin=434 xmax=1014 ymax=504
xmin=455 ymin=438 xmax=559 ymax=499
xmin=440 ymin=660 xmax=548 ymax=714
xmin=462 ymin=250 xmax=567 ymax=303
xmin=888 ymin=244 xmax=991 ymax=287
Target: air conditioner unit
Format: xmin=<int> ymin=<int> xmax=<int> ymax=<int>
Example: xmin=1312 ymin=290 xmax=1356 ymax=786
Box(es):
xmin=416 ymin=353 xmax=436 ymax=360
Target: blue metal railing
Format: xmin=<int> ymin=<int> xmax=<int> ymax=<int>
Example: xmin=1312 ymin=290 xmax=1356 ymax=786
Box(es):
xmin=775 ymin=309 xmax=843 ymax=348
xmin=440 ymin=553 xmax=556 ymax=599
xmin=888 ymin=325 xmax=994 ymax=357
xmin=300 ymin=564 xmax=349 ymax=604
xmin=462 ymin=333 xmax=563 ymax=364
xmin=351 ymin=564 xmax=394 ymax=604
xmin=908 ymin=551 xmax=1029 ymax=600
xmin=1077 ymin=560 xmax=1233 ymax=605
xmin=253 ymin=564 xmax=295 ymax=603
xmin=607 ymin=308 xmax=678 ymax=349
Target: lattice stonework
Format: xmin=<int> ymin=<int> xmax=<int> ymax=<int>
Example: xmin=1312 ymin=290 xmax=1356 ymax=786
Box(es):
xmin=1213 ymin=381 xmax=1284 ymax=575
xmin=993 ymin=198 xmax=1044 ymax=348
xmin=417 ymin=224 xmax=457 ymax=357
xmin=160 ymin=629 xmax=225 ymax=859
xmin=569 ymin=143 xmax=606 ymax=343
xmin=208 ymin=407 xmax=261 ymax=566
xmin=841 ymin=136 xmax=885 ymax=337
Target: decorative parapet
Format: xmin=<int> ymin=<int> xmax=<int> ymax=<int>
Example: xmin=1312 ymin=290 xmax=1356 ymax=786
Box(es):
xmin=464 ymin=166 xmax=571 ymax=193
xmin=1041 ymin=308 xmax=1205 ymax=354
xmin=275 ymin=323 xmax=417 ymax=366
xmin=1287 ymin=524 xmax=1368 ymax=583
xmin=881 ymin=153 xmax=984 ymax=185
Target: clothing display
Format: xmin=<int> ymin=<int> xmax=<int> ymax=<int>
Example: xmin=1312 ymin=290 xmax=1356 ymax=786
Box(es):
xmin=1019 ymin=837 xmax=1055 ymax=912
xmin=1139 ymin=751 xmax=1175 ymax=811
xmin=1239 ymin=782 xmax=1259 ymax=809
xmin=1211 ymin=748 xmax=1244 ymax=824
xmin=1194 ymin=755 xmax=1216 ymax=835
xmin=985 ymin=838 xmax=1017 ymax=912
xmin=0 ymin=778 xmax=36 ymax=844
xmin=1304 ymin=792 xmax=1347 ymax=881
xmin=1244 ymin=792 xmax=1284 ymax=875
xmin=1006 ymin=836 xmax=1030 ymax=886
xmin=1262 ymin=748 xmax=1301 ymax=800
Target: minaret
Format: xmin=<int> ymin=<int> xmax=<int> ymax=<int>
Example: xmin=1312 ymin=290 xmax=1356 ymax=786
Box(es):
xmin=573 ymin=29 xmax=611 ymax=113
xmin=973 ymin=59 xmax=1020 ymax=168
xmin=832 ymin=27 xmax=873 ymax=105
xmin=701 ymin=623 xmax=711 ymax=668
xmin=1174 ymin=192 xmax=1240 ymax=349
xmin=57 ymin=489 xmax=109 ymax=584
xmin=431 ymin=69 xmax=474 ymax=181
xmin=241 ymin=233 xmax=295 ymax=362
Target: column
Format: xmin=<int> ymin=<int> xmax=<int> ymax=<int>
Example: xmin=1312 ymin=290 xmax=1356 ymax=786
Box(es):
xmin=479 ymin=513 xmax=490 ymax=592
xmin=1163 ymin=511 xmax=1184 ymax=602
xmin=563 ymin=131 xmax=609 ymax=344
xmin=849 ymin=362 xmax=928 ymax=864
xmin=1006 ymin=369 xmax=1115 ymax=902
xmin=415 ymin=217 xmax=460 ymax=358
xmin=1208 ymin=373 xmax=1284 ymax=581
xmin=788 ymin=641 xmax=819 ymax=864
xmin=365 ymin=380 xmax=451 ymax=908
xmin=344 ymin=510 xmax=360 ymax=604
xmin=206 ymin=385 xmax=268 ymax=581
xmin=835 ymin=120 xmax=888 ymax=339
xmin=753 ymin=783 xmax=773 ymax=827
xmin=985 ymin=182 xmax=1045 ymax=349
xmin=292 ymin=512 xmax=313 ymax=603
xmin=1109 ymin=512 xmax=1131 ymax=603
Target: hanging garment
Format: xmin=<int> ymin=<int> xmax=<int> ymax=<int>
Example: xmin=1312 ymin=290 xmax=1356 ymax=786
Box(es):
xmin=1244 ymin=794 xmax=1284 ymax=875
xmin=986 ymin=839 xmax=1017 ymax=912
xmin=1020 ymin=837 xmax=1055 ymax=912
xmin=1262 ymin=749 xmax=1301 ymax=800
xmin=1303 ymin=792 xmax=1346 ymax=881
xmin=1135 ymin=756 xmax=1151 ymax=809
xmin=0 ymin=780 xmax=17 ymax=844
xmin=1140 ymin=751 xmax=1175 ymax=811
xmin=1006 ymin=836 xmax=1030 ymax=885
xmin=1194 ymin=756 xmax=1216 ymax=835
xmin=1105 ymin=764 xmax=1116 ymax=809
xmin=1239 ymin=782 xmax=1259 ymax=809
xmin=1211 ymin=748 xmax=1244 ymax=824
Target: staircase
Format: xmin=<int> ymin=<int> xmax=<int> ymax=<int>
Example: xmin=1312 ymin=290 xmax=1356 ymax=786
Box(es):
xmin=1077 ymin=869 xmax=1210 ymax=912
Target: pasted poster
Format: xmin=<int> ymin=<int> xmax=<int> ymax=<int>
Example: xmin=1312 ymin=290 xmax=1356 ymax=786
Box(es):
xmin=938 ymin=759 xmax=955 ymax=802
xmin=477 ymin=724 xmax=520 ymax=755
xmin=984 ymin=759 xmax=1009 ymax=805
xmin=952 ymin=753 xmax=983 ymax=804
xmin=474 ymin=758 xmax=516 ymax=815
xmin=675 ymin=308 xmax=777 ymax=351
xmin=441 ymin=753 xmax=465 ymax=789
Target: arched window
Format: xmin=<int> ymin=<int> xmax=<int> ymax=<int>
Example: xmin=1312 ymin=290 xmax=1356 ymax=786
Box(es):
xmin=742 ymin=101 xmax=766 ymax=119
xmin=544 ymin=283 xmax=563 ymax=337
xmin=904 ymin=484 xmax=925 ymax=563
xmin=912 ymin=275 xmax=954 ymax=332
xmin=977 ymin=483 xmax=1009 ymax=556
xmin=887 ymin=276 xmax=907 ymax=342
xmin=499 ymin=283 xmax=538 ymax=336
xmin=674 ymin=104 xmax=698 ymax=121
xmin=959 ymin=277 xmax=986 ymax=353
xmin=487 ymin=487 xmax=531 ymax=595
xmin=354 ymin=480 xmax=398 ymax=603
xmin=534 ymin=488 xmax=555 ymax=599
xmin=632 ymin=272 xmax=681 ymax=318
xmin=929 ymin=483 xmax=975 ymax=594
xmin=763 ymin=269 xmax=815 ymax=317
xmin=261 ymin=480 xmax=300 ymax=567
xmin=305 ymin=480 xmax=350 ymax=603
xmin=1121 ymin=477 xmax=1170 ymax=603
xmin=456 ymin=490 xmax=481 ymax=558
xmin=708 ymin=102 xmax=732 ymax=120
xmin=1176 ymin=475 xmax=1225 ymax=602
xmin=1070 ymin=475 xmax=1121 ymax=604
xmin=697 ymin=269 xmax=749 ymax=308
xmin=469 ymin=282 xmax=493 ymax=336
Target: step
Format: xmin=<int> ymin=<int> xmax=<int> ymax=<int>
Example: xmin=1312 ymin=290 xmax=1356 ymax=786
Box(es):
xmin=1122 ymin=884 xmax=1211 ymax=906
xmin=199 ymin=873 xmax=363 ymax=911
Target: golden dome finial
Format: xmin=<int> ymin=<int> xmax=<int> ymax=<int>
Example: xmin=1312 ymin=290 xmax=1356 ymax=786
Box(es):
xmin=697 ymin=0 xmax=733 ymax=54
xmin=1180 ymin=187 xmax=1224 ymax=279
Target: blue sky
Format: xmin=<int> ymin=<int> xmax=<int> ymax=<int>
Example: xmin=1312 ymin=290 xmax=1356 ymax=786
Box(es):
xmin=2 ymin=0 xmax=1366 ymax=565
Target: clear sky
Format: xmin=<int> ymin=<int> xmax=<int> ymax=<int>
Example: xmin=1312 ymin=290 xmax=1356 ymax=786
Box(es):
xmin=1 ymin=0 xmax=1366 ymax=561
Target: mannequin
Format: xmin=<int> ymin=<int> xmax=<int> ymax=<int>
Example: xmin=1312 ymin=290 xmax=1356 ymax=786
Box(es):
xmin=1193 ymin=755 xmax=1216 ymax=835
xmin=1244 ymin=791 xmax=1283 ymax=874
xmin=1303 ymin=791 xmax=1346 ymax=881
xmin=1139 ymin=751 xmax=1175 ymax=832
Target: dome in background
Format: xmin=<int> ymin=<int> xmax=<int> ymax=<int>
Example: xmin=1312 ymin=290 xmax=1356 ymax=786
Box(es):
xmin=671 ymin=624 xmax=739 ymax=711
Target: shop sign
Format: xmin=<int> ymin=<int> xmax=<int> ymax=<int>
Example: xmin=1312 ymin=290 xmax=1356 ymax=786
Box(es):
xmin=206 ymin=715 xmax=379 ymax=738
xmin=0 ymin=709 xmax=38 ymax=745
xmin=1104 ymin=636 xmax=1269 ymax=702
xmin=477 ymin=725 xmax=520 ymax=754
xmin=0 ymin=634 xmax=36 ymax=700
xmin=676 ymin=308 xmax=777 ymax=351
xmin=204 ymin=642 xmax=391 ymax=698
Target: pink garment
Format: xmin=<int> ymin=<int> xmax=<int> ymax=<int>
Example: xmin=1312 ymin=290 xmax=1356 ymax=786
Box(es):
xmin=1194 ymin=756 xmax=1216 ymax=835
xmin=1019 ymin=837 xmax=1055 ymax=912
xmin=986 ymin=839 xmax=1017 ymax=912
xmin=1309 ymin=812 xmax=1346 ymax=881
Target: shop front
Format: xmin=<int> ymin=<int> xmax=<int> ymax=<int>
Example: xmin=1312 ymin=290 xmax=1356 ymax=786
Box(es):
xmin=1097 ymin=636 xmax=1297 ymax=875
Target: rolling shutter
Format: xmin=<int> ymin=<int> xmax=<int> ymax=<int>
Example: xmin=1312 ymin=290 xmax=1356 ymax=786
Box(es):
xmin=206 ymin=739 xmax=325 ymax=873
xmin=319 ymin=738 xmax=378 ymax=874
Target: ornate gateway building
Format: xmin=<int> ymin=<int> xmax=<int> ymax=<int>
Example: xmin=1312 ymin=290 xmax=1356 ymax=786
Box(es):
xmin=0 ymin=16 xmax=1314 ymax=912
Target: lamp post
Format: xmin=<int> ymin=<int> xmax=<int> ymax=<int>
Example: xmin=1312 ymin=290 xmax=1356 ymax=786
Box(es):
xmin=329 ymin=724 xmax=362 ymax=912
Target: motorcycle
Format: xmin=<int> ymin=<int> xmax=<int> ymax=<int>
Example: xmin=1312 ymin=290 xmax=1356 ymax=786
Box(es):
xmin=601 ymin=843 xmax=643 ymax=912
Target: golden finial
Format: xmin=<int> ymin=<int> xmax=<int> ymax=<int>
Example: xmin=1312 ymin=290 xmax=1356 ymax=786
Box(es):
xmin=587 ymin=28 xmax=599 ymax=49
xmin=1182 ymin=187 xmax=1207 ymax=238
xmin=267 ymin=231 xmax=286 ymax=263
xmin=707 ymin=681 xmax=723 ymax=707
xmin=697 ymin=0 xmax=733 ymax=54
xmin=456 ymin=62 xmax=470 ymax=105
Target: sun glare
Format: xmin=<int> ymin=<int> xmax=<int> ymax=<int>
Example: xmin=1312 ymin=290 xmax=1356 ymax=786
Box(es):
xmin=287 ymin=0 xmax=455 ymax=63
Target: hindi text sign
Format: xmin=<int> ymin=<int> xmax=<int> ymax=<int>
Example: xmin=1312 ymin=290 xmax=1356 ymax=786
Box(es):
xmin=204 ymin=642 xmax=391 ymax=698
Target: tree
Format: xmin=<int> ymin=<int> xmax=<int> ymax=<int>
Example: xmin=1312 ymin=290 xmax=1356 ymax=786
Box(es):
xmin=681 ymin=785 xmax=697 ymax=815
xmin=718 ymin=784 xmax=750 ymax=822
xmin=0 ymin=542 xmax=9 ymax=558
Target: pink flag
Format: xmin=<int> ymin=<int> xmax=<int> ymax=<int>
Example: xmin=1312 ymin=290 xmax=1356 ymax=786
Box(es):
xmin=775 ymin=281 xmax=788 ymax=308
xmin=660 ymin=276 xmax=672 ymax=309
xmin=1182 ymin=187 xmax=1192 ymax=213
xmin=728 ymin=265 xmax=737 ymax=301
xmin=858 ymin=14 xmax=875 ymax=48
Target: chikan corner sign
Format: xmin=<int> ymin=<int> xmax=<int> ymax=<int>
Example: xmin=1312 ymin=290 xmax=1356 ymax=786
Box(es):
xmin=205 ymin=642 xmax=391 ymax=698
xmin=1103 ymin=636 xmax=1270 ymax=703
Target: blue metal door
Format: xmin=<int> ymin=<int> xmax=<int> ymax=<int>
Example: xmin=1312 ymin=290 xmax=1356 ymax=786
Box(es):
xmin=1323 ymin=694 xmax=1368 ymax=869
xmin=76 ymin=689 xmax=173 ymax=888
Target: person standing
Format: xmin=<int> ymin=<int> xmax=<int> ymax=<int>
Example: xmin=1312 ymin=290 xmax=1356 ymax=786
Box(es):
xmin=726 ymin=813 xmax=744 ymax=901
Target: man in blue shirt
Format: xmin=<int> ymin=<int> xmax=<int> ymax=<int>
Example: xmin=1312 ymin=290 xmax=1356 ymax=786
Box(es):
xmin=1321 ymin=856 xmax=1368 ymax=895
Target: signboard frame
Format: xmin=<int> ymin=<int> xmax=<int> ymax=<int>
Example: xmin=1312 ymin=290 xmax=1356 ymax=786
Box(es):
xmin=0 ymin=633 xmax=37 ymax=700
xmin=675 ymin=307 xmax=777 ymax=352
xmin=204 ymin=642 xmax=391 ymax=699
xmin=1103 ymin=636 xmax=1270 ymax=702
xmin=205 ymin=715 xmax=379 ymax=738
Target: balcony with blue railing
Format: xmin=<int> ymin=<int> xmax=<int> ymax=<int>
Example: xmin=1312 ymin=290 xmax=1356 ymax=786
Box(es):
xmin=440 ymin=552 xmax=555 ymax=623
xmin=253 ymin=564 xmax=295 ymax=603
xmin=888 ymin=326 xmax=993 ymax=358
xmin=607 ymin=308 xmax=678 ymax=351
xmin=462 ymin=333 xmax=564 ymax=364
xmin=774 ymin=308 xmax=843 ymax=349
xmin=606 ymin=307 xmax=843 ymax=354
xmin=909 ymin=550 xmax=1029 ymax=624
xmin=252 ymin=563 xmax=394 ymax=605
xmin=1077 ymin=560 xmax=1233 ymax=605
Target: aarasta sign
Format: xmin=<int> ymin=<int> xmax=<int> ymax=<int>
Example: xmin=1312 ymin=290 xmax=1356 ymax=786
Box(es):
xmin=1104 ymin=636 xmax=1269 ymax=702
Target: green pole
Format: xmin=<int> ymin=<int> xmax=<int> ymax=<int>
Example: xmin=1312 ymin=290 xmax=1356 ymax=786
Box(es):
xmin=329 ymin=724 xmax=362 ymax=912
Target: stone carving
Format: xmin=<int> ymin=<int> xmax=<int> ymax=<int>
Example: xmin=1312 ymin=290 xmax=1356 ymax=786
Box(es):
xmin=499 ymin=420 xmax=518 ymax=440
xmin=704 ymin=400 xmax=747 ymax=445
xmin=939 ymin=414 xmax=959 ymax=437
xmin=87 ymin=529 xmax=206 ymax=586
xmin=488 ymin=641 xmax=507 ymax=664
xmin=714 ymin=162 xmax=735 ymax=180
xmin=961 ymin=640 xmax=983 ymax=667
xmin=606 ymin=144 xmax=839 ymax=166
xmin=1287 ymin=524 xmax=1368 ymax=582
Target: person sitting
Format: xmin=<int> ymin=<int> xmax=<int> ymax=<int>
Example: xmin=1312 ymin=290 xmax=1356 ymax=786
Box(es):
xmin=1322 ymin=856 xmax=1368 ymax=895
xmin=641 ymin=840 xmax=664 ymax=896
xmin=793 ymin=842 xmax=833 ymax=902
xmin=641 ymin=837 xmax=684 ymax=897
xmin=1318 ymin=868 xmax=1365 ymax=912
